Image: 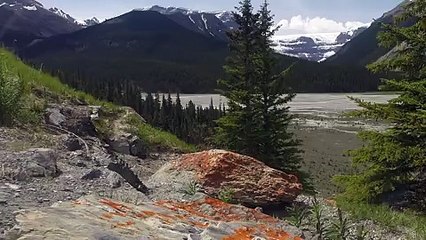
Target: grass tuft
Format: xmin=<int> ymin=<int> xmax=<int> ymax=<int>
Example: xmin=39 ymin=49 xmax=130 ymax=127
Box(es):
xmin=337 ymin=198 xmax=426 ymax=239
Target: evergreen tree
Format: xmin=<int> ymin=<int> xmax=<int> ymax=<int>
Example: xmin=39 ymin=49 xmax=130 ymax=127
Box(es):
xmin=336 ymin=0 xmax=426 ymax=208
xmin=253 ymin=1 xmax=303 ymax=173
xmin=215 ymin=0 xmax=304 ymax=178
xmin=214 ymin=0 xmax=262 ymax=156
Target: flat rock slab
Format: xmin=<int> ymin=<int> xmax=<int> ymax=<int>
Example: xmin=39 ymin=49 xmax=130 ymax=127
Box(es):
xmin=8 ymin=195 xmax=303 ymax=240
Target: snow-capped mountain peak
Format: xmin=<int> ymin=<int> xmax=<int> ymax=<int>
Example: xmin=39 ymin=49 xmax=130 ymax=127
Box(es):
xmin=0 ymin=0 xmax=43 ymax=11
xmin=136 ymin=5 xmax=233 ymax=41
xmin=79 ymin=17 xmax=100 ymax=27
xmin=49 ymin=7 xmax=76 ymax=23
xmin=48 ymin=7 xmax=99 ymax=27
xmin=136 ymin=5 xmax=197 ymax=15
xmin=272 ymin=27 xmax=367 ymax=62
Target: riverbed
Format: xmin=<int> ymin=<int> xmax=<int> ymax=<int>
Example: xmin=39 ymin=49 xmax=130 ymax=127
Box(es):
xmin=172 ymin=92 xmax=397 ymax=196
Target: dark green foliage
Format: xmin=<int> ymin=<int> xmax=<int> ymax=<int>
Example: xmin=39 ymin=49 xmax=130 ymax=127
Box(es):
xmin=335 ymin=0 xmax=426 ymax=209
xmin=136 ymin=93 xmax=224 ymax=145
xmin=325 ymin=208 xmax=351 ymax=240
xmin=215 ymin=0 xmax=304 ymax=181
xmin=0 ymin=58 xmax=24 ymax=125
xmin=214 ymin=0 xmax=260 ymax=156
xmin=286 ymin=204 xmax=309 ymax=228
xmin=310 ymin=197 xmax=327 ymax=239
xmin=353 ymin=226 xmax=369 ymax=240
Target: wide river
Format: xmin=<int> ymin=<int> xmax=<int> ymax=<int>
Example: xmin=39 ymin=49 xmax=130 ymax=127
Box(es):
xmin=173 ymin=93 xmax=397 ymax=115
xmin=169 ymin=93 xmax=398 ymax=132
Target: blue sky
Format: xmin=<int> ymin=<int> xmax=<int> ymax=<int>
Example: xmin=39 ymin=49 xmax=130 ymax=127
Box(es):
xmin=39 ymin=0 xmax=403 ymax=34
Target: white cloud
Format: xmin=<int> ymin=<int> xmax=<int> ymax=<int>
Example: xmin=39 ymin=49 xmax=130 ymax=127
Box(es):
xmin=276 ymin=15 xmax=369 ymax=35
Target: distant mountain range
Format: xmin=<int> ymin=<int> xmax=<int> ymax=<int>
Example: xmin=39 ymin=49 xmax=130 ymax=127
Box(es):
xmin=2 ymin=1 xmax=411 ymax=94
xmin=20 ymin=9 xmax=378 ymax=94
xmin=139 ymin=5 xmax=367 ymax=62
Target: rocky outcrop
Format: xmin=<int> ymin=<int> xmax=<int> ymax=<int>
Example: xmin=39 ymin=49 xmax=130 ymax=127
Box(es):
xmin=45 ymin=104 xmax=98 ymax=137
xmin=109 ymin=134 xmax=148 ymax=159
xmin=6 ymin=195 xmax=303 ymax=240
xmin=151 ymin=150 xmax=303 ymax=207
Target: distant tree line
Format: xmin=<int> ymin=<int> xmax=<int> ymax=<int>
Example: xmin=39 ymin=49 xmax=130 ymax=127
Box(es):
xmin=136 ymin=93 xmax=225 ymax=145
xmin=55 ymin=71 xmax=223 ymax=144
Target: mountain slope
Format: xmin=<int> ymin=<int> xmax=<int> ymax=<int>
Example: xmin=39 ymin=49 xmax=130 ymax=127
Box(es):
xmin=22 ymin=10 xmax=229 ymax=93
xmin=138 ymin=6 xmax=231 ymax=41
xmin=21 ymin=10 xmax=379 ymax=94
xmin=326 ymin=0 xmax=412 ymax=66
xmin=0 ymin=0 xmax=81 ymax=48
xmin=138 ymin=5 xmax=370 ymax=62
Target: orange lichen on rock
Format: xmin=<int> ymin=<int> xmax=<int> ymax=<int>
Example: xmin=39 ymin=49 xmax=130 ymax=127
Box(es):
xmin=172 ymin=150 xmax=303 ymax=206
xmin=158 ymin=197 xmax=278 ymax=224
xmin=223 ymin=226 xmax=298 ymax=240
xmin=100 ymin=199 xmax=132 ymax=213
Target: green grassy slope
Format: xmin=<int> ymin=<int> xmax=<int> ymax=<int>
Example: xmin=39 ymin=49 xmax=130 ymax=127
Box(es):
xmin=0 ymin=48 xmax=194 ymax=152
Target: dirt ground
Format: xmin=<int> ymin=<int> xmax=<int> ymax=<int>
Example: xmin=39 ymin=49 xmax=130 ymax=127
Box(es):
xmin=292 ymin=126 xmax=362 ymax=197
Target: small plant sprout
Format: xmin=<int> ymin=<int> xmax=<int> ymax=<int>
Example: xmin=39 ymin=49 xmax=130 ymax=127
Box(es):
xmin=218 ymin=187 xmax=234 ymax=203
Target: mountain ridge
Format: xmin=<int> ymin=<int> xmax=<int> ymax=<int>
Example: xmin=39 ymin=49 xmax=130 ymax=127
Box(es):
xmin=326 ymin=0 xmax=412 ymax=66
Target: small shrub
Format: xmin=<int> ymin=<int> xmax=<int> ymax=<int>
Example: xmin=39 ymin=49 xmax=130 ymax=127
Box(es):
xmin=181 ymin=181 xmax=200 ymax=196
xmin=0 ymin=61 xmax=23 ymax=125
xmin=218 ymin=187 xmax=234 ymax=203
xmin=287 ymin=204 xmax=309 ymax=228
xmin=310 ymin=196 xmax=327 ymax=239
xmin=353 ymin=225 xmax=369 ymax=240
xmin=325 ymin=208 xmax=351 ymax=240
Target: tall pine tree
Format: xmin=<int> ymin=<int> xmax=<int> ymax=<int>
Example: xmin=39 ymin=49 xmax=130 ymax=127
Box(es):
xmin=214 ymin=0 xmax=261 ymax=156
xmin=215 ymin=0 xmax=304 ymax=181
xmin=253 ymin=1 xmax=303 ymax=173
xmin=336 ymin=0 xmax=426 ymax=208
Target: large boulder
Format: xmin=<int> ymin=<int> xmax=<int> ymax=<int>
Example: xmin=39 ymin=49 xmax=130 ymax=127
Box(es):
xmin=151 ymin=150 xmax=303 ymax=207
xmin=109 ymin=134 xmax=147 ymax=159
xmin=25 ymin=148 xmax=60 ymax=178
xmin=7 ymin=195 xmax=303 ymax=240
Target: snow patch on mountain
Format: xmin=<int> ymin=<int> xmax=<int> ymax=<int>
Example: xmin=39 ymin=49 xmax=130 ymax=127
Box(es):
xmin=272 ymin=29 xmax=365 ymax=62
xmin=23 ymin=5 xmax=36 ymax=10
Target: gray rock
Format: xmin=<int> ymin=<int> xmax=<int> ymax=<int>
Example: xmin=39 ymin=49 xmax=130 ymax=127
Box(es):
xmin=65 ymin=136 xmax=84 ymax=151
xmin=0 ymin=192 xmax=9 ymax=204
xmin=106 ymin=172 xmax=124 ymax=189
xmin=129 ymin=136 xmax=147 ymax=159
xmin=26 ymin=148 xmax=59 ymax=177
xmin=82 ymin=169 xmax=103 ymax=180
xmin=201 ymin=223 xmax=234 ymax=239
xmin=45 ymin=108 xmax=66 ymax=126
xmin=110 ymin=134 xmax=147 ymax=159
xmin=187 ymin=234 xmax=202 ymax=240
xmin=109 ymin=136 xmax=130 ymax=155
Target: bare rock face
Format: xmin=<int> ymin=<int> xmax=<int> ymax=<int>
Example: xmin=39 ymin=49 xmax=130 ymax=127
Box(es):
xmin=6 ymin=195 xmax=303 ymax=240
xmin=151 ymin=150 xmax=303 ymax=207
xmin=45 ymin=105 xmax=98 ymax=137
